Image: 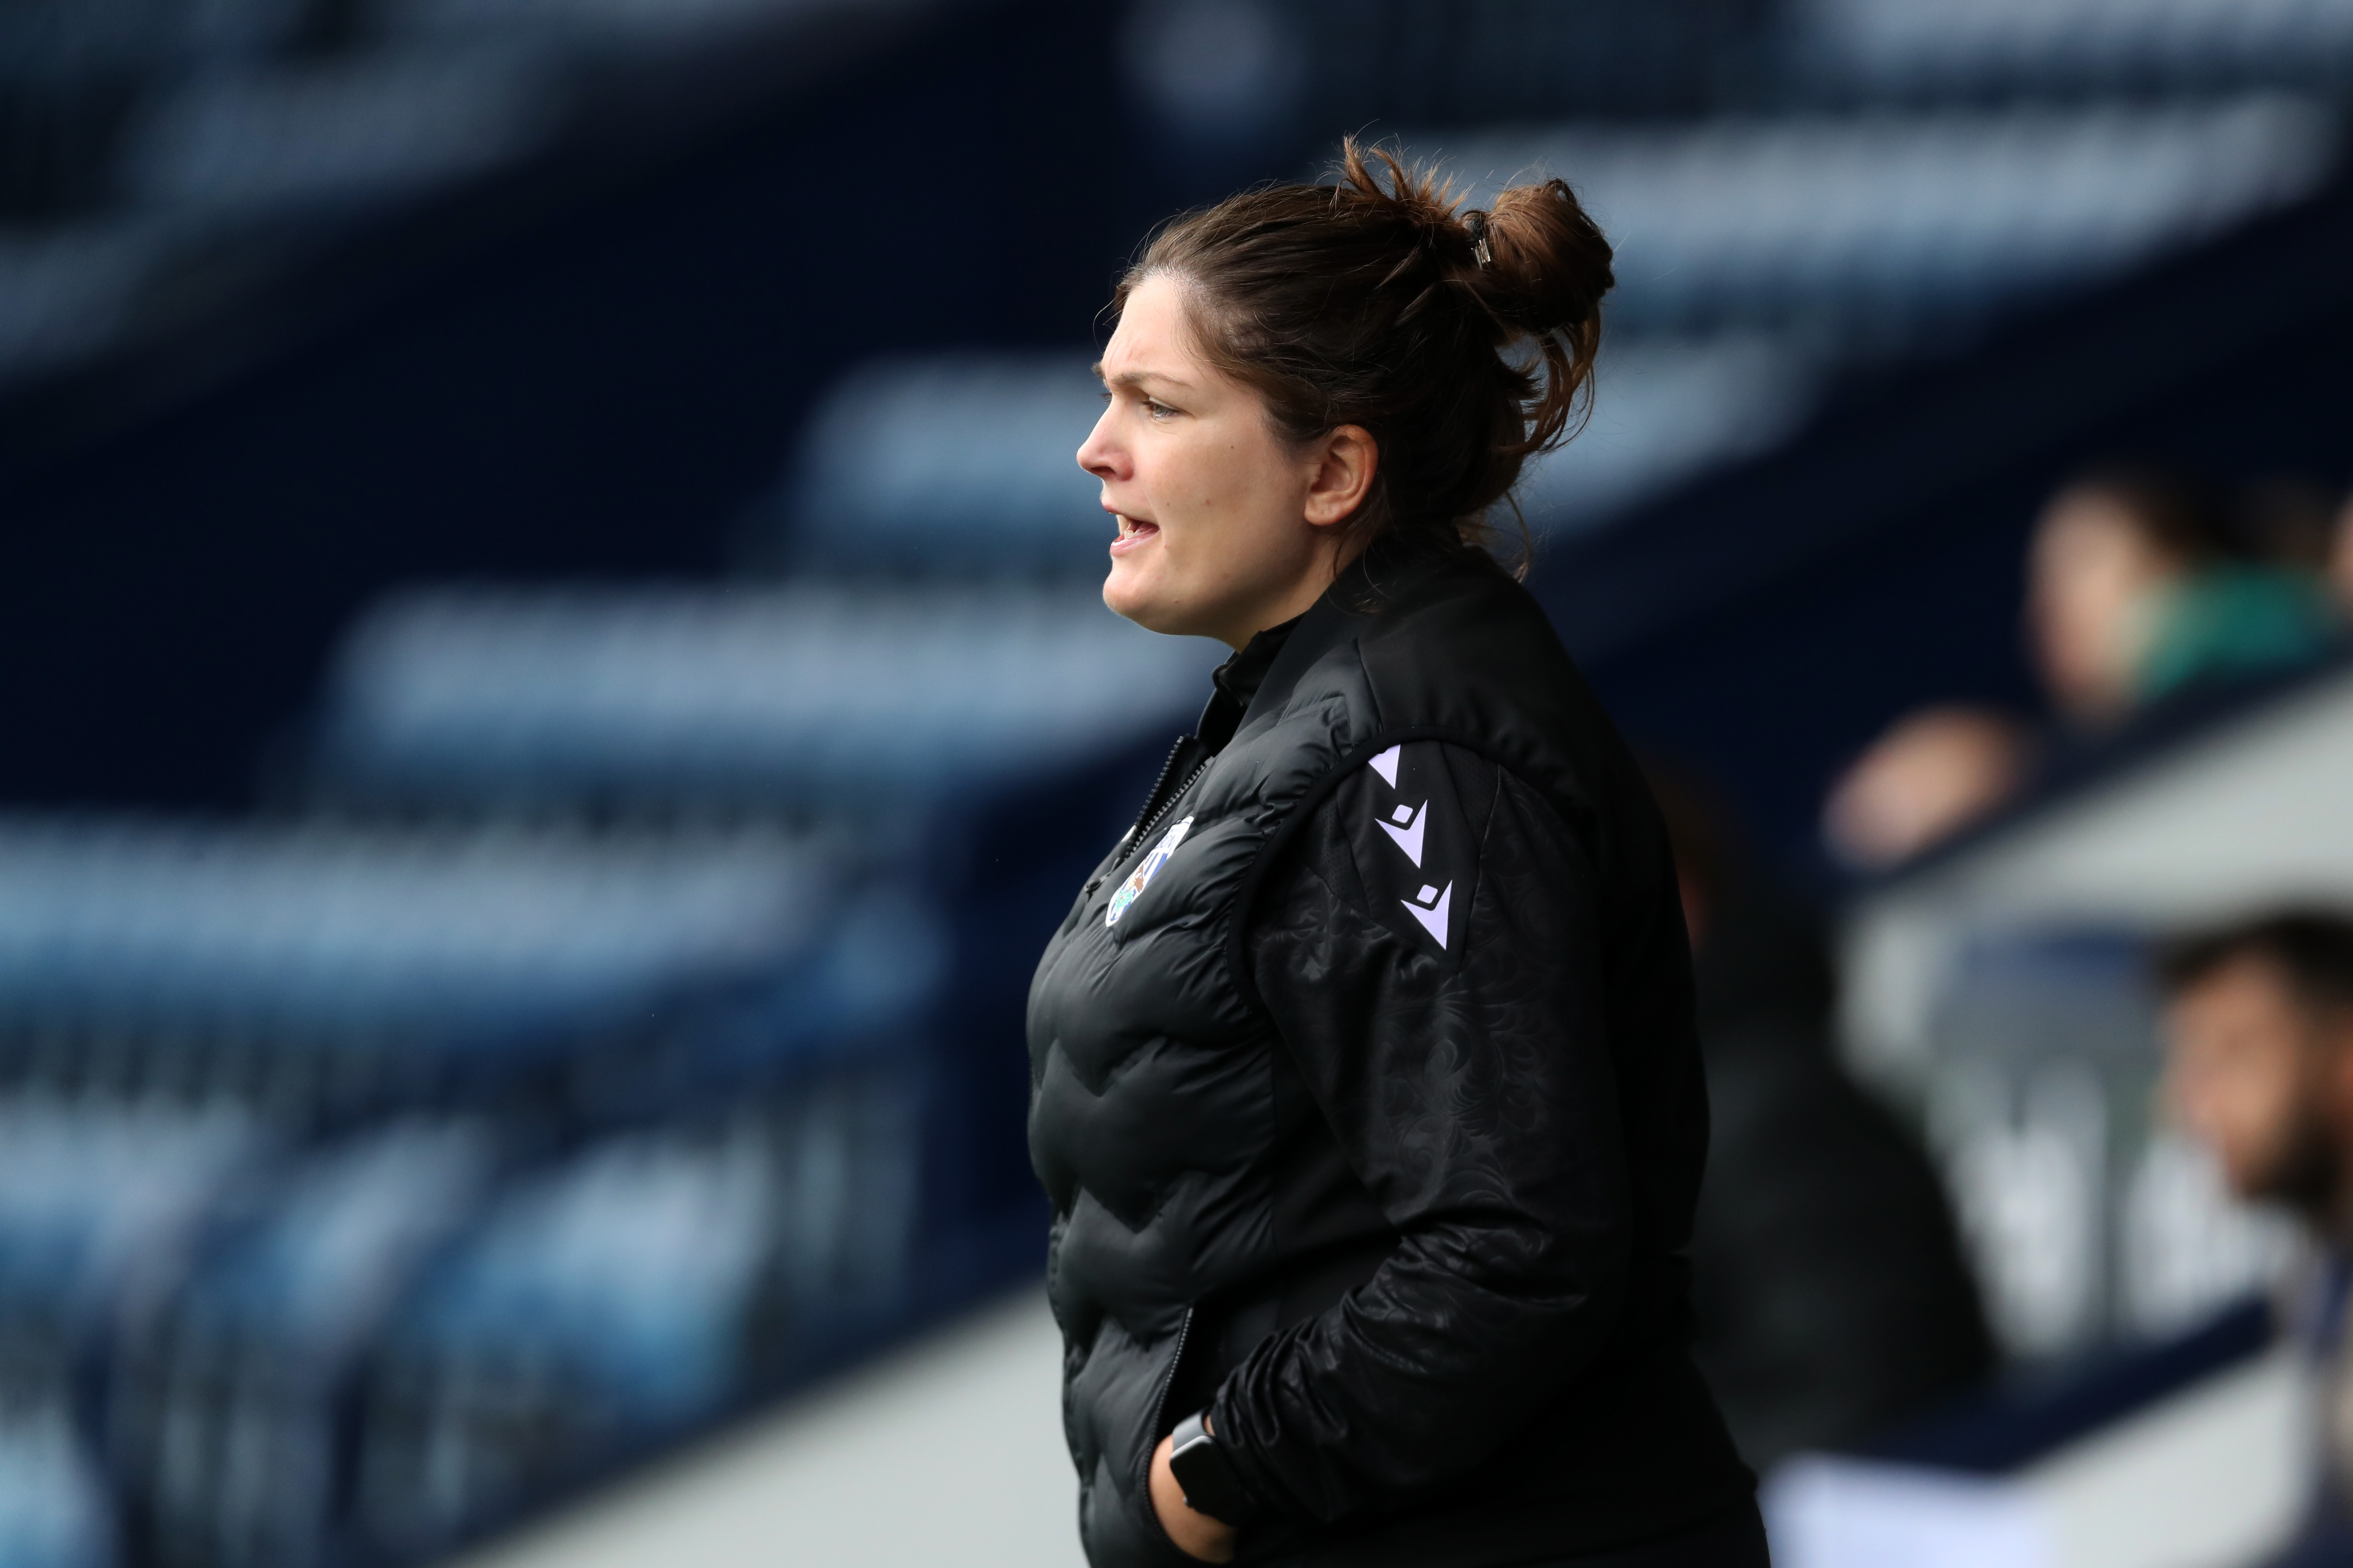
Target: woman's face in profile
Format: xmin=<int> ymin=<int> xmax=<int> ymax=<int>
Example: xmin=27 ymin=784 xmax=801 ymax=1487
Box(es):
xmin=1079 ymin=273 xmax=1339 ymax=647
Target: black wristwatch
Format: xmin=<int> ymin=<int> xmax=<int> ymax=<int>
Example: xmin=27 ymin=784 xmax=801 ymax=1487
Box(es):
xmin=1168 ymin=1409 xmax=1261 ymax=1526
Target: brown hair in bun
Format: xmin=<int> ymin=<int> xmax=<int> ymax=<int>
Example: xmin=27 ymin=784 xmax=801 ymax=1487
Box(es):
xmin=1116 ymin=136 xmax=1615 ymax=565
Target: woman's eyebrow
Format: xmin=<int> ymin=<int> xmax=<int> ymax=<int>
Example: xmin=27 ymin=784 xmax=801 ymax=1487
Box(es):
xmin=1093 ymin=364 xmax=1195 ymax=394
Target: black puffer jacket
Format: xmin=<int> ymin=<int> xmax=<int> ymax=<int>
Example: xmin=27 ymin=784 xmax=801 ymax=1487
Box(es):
xmin=1027 ymin=541 xmax=1750 ymax=1568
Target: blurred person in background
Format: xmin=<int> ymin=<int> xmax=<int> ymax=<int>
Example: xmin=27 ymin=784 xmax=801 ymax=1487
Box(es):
xmin=1819 ymin=704 xmax=2035 ymax=872
xmin=1650 ymin=761 xmax=1992 ymax=1472
xmin=1027 ymin=143 xmax=1762 ymax=1568
xmin=1823 ymin=465 xmax=2337 ymax=872
xmin=2127 ymin=497 xmax=2337 ymax=710
xmin=2158 ymin=912 xmax=2353 ymax=1567
xmin=2019 ymin=464 xmax=2337 ymax=731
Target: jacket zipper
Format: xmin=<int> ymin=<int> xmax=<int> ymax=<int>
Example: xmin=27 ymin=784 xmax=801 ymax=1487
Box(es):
xmin=1119 ymin=737 xmax=1194 ymax=852
xmin=1148 ymin=1304 xmax=1196 ymax=1448
xmin=1131 ymin=1304 xmax=1196 ymax=1549
xmin=1136 ymin=1305 xmax=1197 ymax=1544
xmin=1090 ymin=739 xmax=1210 ymax=898
xmin=1130 ymin=756 xmax=1209 ymax=855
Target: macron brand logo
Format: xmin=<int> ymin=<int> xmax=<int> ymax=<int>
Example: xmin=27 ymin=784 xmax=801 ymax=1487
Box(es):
xmin=1370 ymin=746 xmax=1448 ymax=945
xmin=1377 ymin=800 xmax=1426 ymax=867
xmin=1403 ymin=881 xmax=1453 ymax=947
xmin=1106 ymin=816 xmax=1193 ymax=928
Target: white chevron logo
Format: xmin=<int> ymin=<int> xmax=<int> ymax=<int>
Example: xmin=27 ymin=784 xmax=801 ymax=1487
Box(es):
xmin=1402 ymin=881 xmax=1452 ymax=947
xmin=1376 ymin=800 xmax=1426 ymax=867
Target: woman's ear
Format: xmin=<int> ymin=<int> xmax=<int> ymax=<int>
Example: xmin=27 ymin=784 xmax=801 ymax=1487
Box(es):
xmin=1303 ymin=425 xmax=1378 ymax=528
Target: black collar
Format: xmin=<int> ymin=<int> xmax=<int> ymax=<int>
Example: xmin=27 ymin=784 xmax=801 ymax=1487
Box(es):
xmin=1199 ymin=613 xmax=1302 ymax=753
xmin=1230 ymin=535 xmax=1491 ymax=743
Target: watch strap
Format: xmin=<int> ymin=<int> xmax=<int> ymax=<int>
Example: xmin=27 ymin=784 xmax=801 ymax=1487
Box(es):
xmin=1167 ymin=1408 xmax=1262 ymax=1526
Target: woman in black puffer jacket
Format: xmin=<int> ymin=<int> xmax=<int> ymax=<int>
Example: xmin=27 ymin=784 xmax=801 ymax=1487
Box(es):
xmin=1027 ymin=141 xmax=1762 ymax=1568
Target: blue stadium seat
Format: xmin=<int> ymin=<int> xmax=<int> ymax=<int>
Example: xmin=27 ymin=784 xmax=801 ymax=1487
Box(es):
xmin=311 ymin=583 xmax=1221 ymax=814
xmin=118 ymin=51 xmax=562 ymax=217
xmin=0 ymin=1094 xmax=269 ymax=1340
xmin=121 ymin=1119 xmax=501 ymax=1568
xmin=1429 ymin=95 xmax=2339 ymax=344
xmin=1790 ymin=0 xmax=2353 ymax=99
xmin=1514 ymin=333 xmax=1823 ymax=540
xmin=769 ymin=354 xmax=1111 ymax=578
xmin=351 ymin=1077 xmax=919 ymax=1551
xmin=0 ymin=1404 xmax=114 ymax=1568
xmin=0 ymin=805 xmax=935 ymax=1566
xmin=0 ymin=819 xmax=838 ymax=1042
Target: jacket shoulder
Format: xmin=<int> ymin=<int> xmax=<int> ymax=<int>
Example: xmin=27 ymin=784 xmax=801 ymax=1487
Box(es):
xmin=1349 ymin=553 xmax=1619 ymax=811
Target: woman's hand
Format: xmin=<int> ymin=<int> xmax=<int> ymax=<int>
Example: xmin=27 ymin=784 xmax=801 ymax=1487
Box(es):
xmin=1150 ymin=1432 xmax=1240 ymax=1563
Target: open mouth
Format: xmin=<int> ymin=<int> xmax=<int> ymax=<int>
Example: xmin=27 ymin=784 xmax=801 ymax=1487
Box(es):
xmin=1109 ymin=515 xmax=1160 ymax=556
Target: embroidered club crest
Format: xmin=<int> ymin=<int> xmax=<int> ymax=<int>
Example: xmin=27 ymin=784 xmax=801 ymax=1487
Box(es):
xmin=1107 ymin=816 xmax=1194 ymax=928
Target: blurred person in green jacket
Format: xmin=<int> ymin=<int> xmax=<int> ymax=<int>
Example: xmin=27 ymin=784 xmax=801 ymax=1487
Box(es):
xmin=1824 ymin=465 xmax=2339 ymax=874
xmin=2134 ymin=474 xmax=2338 ymax=705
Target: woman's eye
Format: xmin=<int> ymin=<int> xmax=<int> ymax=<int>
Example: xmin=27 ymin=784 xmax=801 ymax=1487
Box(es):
xmin=1144 ymin=399 xmax=1176 ymax=420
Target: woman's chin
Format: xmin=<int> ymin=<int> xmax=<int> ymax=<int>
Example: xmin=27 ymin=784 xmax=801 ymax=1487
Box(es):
xmin=1101 ymin=556 xmax=1151 ymax=614
xmin=1102 ymin=566 xmax=1192 ymax=637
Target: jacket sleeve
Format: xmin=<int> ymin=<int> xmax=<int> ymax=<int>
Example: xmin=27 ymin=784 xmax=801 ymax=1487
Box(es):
xmin=1210 ymin=739 xmax=1633 ymax=1524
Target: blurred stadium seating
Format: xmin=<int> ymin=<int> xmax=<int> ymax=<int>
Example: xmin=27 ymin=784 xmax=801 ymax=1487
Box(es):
xmin=749 ymin=62 xmax=2341 ymax=562
xmin=0 ymin=0 xmax=2348 ymax=1565
xmin=1756 ymin=655 xmax=2353 ymax=1564
xmin=0 ymin=0 xmax=963 ymax=398
xmin=1787 ymin=0 xmax=2353 ymax=99
xmin=0 ymin=813 xmax=938 ymax=1565
xmin=311 ymin=583 xmax=1217 ymax=810
xmin=1843 ymin=658 xmax=2353 ymax=1362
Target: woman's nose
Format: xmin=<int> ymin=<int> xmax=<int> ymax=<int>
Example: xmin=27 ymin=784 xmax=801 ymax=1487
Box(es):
xmin=1077 ymin=406 xmax=1125 ymax=482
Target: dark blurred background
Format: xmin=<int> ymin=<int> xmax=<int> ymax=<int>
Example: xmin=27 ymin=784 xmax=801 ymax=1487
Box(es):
xmin=0 ymin=0 xmax=2345 ymax=852
xmin=0 ymin=2 xmax=2349 ymax=1565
